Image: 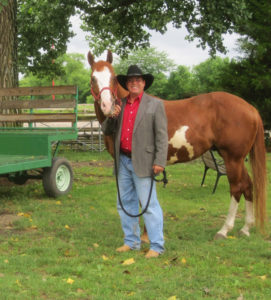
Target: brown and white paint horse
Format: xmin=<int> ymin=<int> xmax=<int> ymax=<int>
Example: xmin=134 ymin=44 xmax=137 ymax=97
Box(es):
xmin=88 ymin=50 xmax=267 ymax=240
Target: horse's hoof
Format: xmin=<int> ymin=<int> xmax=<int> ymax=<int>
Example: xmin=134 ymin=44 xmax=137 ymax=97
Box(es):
xmin=239 ymin=229 xmax=250 ymax=237
xmin=214 ymin=233 xmax=227 ymax=240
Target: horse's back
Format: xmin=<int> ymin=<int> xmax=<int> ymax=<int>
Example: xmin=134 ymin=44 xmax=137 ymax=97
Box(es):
xmin=164 ymin=91 xmax=260 ymax=161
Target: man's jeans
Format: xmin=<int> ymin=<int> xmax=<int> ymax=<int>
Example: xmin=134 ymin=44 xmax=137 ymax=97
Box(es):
xmin=117 ymin=154 xmax=164 ymax=253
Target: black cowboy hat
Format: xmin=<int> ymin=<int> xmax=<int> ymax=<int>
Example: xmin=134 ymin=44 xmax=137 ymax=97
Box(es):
xmin=117 ymin=65 xmax=154 ymax=91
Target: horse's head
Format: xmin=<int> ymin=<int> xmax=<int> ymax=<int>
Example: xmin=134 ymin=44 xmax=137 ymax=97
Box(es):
xmin=88 ymin=50 xmax=119 ymax=117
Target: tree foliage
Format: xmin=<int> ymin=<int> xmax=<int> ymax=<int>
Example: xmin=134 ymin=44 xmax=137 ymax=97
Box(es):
xmin=20 ymin=53 xmax=90 ymax=103
xmin=218 ymin=0 xmax=271 ymax=128
xmin=17 ymin=0 xmax=75 ymax=77
xmin=11 ymin=0 xmax=252 ymax=77
xmin=81 ymin=0 xmax=250 ymax=57
xmin=192 ymin=57 xmax=231 ymax=94
xmin=113 ymin=47 xmax=176 ymax=76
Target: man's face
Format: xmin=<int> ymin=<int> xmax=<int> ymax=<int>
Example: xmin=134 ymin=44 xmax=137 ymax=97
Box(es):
xmin=126 ymin=76 xmax=145 ymax=97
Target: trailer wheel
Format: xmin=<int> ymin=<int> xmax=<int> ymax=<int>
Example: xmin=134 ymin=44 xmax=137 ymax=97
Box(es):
xmin=43 ymin=158 xmax=73 ymax=197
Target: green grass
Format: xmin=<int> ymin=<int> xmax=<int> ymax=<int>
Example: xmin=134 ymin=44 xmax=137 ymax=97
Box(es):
xmin=0 ymin=150 xmax=270 ymax=299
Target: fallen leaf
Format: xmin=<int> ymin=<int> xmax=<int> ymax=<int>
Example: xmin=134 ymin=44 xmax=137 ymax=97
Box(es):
xmin=259 ymin=275 xmax=267 ymax=280
xmin=23 ymin=213 xmax=31 ymax=218
xmin=227 ymin=235 xmax=236 ymax=239
xmin=102 ymin=255 xmax=109 ymax=261
xmin=167 ymin=296 xmax=177 ymax=300
xmin=122 ymin=258 xmax=135 ymax=266
xmin=56 ymin=201 xmax=62 ymax=205
xmin=65 ymin=225 xmax=71 ymax=230
xmin=181 ymin=258 xmax=186 ymax=264
xmin=16 ymin=279 xmax=22 ymax=287
xmin=66 ymin=278 xmax=74 ymax=284
xmin=4 ymin=259 xmax=9 ymax=264
xmin=93 ymin=243 xmax=99 ymax=248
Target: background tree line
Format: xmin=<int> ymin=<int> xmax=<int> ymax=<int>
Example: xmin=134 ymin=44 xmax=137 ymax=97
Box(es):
xmin=19 ymin=46 xmax=271 ymax=130
xmin=1 ymin=0 xmax=271 ymax=128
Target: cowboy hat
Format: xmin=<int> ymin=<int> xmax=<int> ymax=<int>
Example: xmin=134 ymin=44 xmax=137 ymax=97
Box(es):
xmin=117 ymin=65 xmax=154 ymax=91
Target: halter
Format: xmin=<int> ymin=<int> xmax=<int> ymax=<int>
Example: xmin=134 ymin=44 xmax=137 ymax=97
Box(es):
xmin=91 ymin=86 xmax=121 ymax=106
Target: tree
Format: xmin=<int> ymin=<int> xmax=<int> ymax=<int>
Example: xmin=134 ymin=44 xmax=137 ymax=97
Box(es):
xmin=165 ymin=65 xmax=195 ymax=100
xmin=218 ymin=0 xmax=271 ymax=128
xmin=81 ymin=0 xmax=250 ymax=57
xmin=113 ymin=47 xmax=175 ymax=98
xmin=17 ymin=0 xmax=75 ymax=77
xmin=113 ymin=47 xmax=175 ymax=75
xmin=20 ymin=53 xmax=91 ymax=103
xmin=192 ymin=57 xmax=231 ymax=94
xmin=0 ymin=0 xmax=17 ymax=88
xmin=1 ymin=0 xmax=252 ymax=88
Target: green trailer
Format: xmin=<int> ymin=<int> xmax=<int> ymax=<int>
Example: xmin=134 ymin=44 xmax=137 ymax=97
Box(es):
xmin=0 ymin=85 xmax=78 ymax=197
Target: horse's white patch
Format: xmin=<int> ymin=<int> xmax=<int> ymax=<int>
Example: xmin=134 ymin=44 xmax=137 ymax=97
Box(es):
xmin=216 ymin=196 xmax=239 ymax=237
xmin=240 ymin=200 xmax=254 ymax=236
xmin=168 ymin=154 xmax=178 ymax=164
xmin=93 ymin=67 xmax=112 ymax=115
xmin=169 ymin=126 xmax=194 ymax=159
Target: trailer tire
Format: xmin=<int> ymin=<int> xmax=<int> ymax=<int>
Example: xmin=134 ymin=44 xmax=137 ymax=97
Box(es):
xmin=43 ymin=158 xmax=73 ymax=197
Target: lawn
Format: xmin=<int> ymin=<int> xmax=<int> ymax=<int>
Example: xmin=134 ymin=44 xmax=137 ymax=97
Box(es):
xmin=0 ymin=149 xmax=270 ymax=299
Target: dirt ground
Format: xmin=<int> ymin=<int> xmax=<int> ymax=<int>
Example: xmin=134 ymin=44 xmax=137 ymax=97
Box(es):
xmin=0 ymin=213 xmax=21 ymax=231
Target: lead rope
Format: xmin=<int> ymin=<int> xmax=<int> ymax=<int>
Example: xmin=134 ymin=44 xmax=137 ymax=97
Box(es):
xmin=113 ymin=135 xmax=168 ymax=217
xmin=113 ymin=134 xmax=154 ymax=218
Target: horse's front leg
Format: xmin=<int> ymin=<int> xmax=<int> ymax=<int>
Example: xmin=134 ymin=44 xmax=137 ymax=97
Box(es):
xmin=215 ymin=196 xmax=239 ymax=239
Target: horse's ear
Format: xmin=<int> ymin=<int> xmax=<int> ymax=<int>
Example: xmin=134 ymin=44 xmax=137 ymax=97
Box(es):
xmin=107 ymin=50 xmax=113 ymax=64
xmin=87 ymin=51 xmax=95 ymax=68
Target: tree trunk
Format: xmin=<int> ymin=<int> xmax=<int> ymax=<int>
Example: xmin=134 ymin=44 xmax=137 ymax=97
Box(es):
xmin=0 ymin=0 xmax=18 ymax=89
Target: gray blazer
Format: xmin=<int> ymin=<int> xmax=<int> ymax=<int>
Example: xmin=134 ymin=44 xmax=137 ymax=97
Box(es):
xmin=102 ymin=93 xmax=168 ymax=177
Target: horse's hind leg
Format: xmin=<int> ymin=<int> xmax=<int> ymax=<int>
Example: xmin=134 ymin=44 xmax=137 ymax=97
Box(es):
xmin=215 ymin=159 xmax=252 ymax=239
xmin=239 ymin=168 xmax=254 ymax=236
xmin=215 ymin=195 xmax=239 ymax=239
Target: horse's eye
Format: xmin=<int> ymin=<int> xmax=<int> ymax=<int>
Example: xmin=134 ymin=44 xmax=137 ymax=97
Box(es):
xmin=91 ymin=77 xmax=96 ymax=85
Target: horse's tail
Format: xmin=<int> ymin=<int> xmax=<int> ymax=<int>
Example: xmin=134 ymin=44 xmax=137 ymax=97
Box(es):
xmin=250 ymin=114 xmax=267 ymax=231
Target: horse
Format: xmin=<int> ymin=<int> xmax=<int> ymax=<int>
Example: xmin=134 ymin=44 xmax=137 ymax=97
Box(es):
xmin=87 ymin=50 xmax=267 ymax=240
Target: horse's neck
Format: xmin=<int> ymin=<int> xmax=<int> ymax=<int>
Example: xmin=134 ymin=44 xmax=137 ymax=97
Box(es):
xmin=94 ymin=101 xmax=106 ymax=124
xmin=117 ymin=84 xmax=129 ymax=99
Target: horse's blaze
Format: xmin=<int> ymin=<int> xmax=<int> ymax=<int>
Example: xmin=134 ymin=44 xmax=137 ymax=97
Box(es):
xmin=168 ymin=126 xmax=194 ymax=163
xmin=93 ymin=67 xmax=113 ymax=116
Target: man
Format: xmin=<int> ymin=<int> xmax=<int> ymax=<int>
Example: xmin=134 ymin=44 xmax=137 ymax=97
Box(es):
xmin=102 ymin=65 xmax=168 ymax=258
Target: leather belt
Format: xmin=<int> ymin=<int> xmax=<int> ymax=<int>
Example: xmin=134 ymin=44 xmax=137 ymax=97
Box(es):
xmin=120 ymin=150 xmax=132 ymax=158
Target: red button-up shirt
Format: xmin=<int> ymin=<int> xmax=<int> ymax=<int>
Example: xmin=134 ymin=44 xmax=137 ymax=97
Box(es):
xmin=120 ymin=92 xmax=143 ymax=153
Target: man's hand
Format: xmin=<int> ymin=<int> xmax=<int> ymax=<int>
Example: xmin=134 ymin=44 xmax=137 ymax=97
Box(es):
xmin=111 ymin=104 xmax=121 ymax=118
xmin=152 ymin=165 xmax=164 ymax=175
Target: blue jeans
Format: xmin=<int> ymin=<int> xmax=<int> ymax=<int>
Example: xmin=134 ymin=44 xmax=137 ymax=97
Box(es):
xmin=117 ymin=154 xmax=164 ymax=253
